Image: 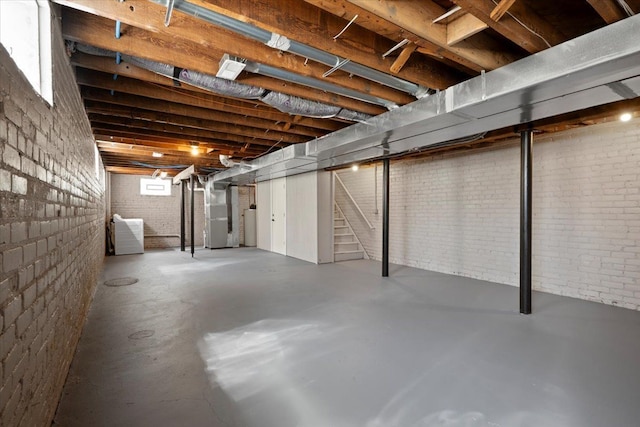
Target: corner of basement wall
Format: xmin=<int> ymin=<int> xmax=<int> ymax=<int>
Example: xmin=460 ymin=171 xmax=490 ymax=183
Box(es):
xmin=0 ymin=7 xmax=105 ymax=426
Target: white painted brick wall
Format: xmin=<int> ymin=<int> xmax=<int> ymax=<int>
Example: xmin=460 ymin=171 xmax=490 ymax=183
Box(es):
xmin=110 ymin=174 xmax=205 ymax=248
xmin=0 ymin=11 xmax=105 ymax=426
xmin=337 ymin=120 xmax=640 ymax=310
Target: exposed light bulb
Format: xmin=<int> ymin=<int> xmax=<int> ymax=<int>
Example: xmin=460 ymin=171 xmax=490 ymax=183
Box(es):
xmin=351 ymin=164 xmax=359 ymax=171
xmin=620 ymin=112 xmax=632 ymax=122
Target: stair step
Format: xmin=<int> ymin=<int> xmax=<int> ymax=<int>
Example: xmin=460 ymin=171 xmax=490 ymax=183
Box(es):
xmin=334 ymin=204 xmax=365 ymax=262
xmin=335 ymin=250 xmax=364 ymax=261
xmin=335 ymin=242 xmax=360 ymax=251
xmin=334 ymin=234 xmax=356 ymax=243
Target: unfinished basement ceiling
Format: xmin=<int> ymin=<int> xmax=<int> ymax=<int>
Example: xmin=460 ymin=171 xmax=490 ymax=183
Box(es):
xmin=55 ymin=0 xmax=640 ymax=177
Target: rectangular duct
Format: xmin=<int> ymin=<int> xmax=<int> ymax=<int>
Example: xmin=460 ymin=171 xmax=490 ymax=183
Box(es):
xmin=212 ymin=14 xmax=640 ymax=184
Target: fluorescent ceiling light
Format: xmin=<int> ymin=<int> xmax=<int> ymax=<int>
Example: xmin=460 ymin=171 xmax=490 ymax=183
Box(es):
xmin=216 ymin=54 xmax=246 ymax=80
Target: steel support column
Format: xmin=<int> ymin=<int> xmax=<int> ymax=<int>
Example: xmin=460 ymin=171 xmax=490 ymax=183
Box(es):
xmin=520 ymin=129 xmax=533 ymax=314
xmin=382 ymin=158 xmax=390 ymax=277
xmin=190 ymin=175 xmax=195 ymax=258
xmin=180 ymin=180 xmax=186 ymax=252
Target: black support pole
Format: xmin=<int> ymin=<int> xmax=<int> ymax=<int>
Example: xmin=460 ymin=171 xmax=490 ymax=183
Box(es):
xmin=382 ymin=158 xmax=390 ymax=277
xmin=520 ymin=129 xmax=533 ymax=314
xmin=190 ymin=175 xmax=195 ymax=258
xmin=180 ymin=180 xmax=186 ymax=252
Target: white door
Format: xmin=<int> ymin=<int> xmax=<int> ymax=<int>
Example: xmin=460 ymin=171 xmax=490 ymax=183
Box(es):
xmin=271 ymin=177 xmax=287 ymax=255
xmin=256 ymin=181 xmax=271 ymax=251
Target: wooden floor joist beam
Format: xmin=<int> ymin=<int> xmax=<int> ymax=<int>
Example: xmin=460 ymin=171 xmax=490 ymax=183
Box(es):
xmin=86 ymin=109 xmax=306 ymax=144
xmin=59 ymin=5 xmax=411 ymax=110
xmin=344 ymin=0 xmax=520 ymax=71
xmin=451 ymin=0 xmax=566 ymax=53
xmin=189 ymin=0 xmax=460 ymax=90
xmin=82 ymin=92 xmax=337 ymax=137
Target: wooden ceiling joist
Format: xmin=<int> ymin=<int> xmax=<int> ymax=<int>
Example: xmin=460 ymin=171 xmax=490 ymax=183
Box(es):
xmin=93 ymin=134 xmax=257 ymax=157
xmin=89 ymin=115 xmax=295 ymax=148
xmin=390 ymin=43 xmax=418 ymax=74
xmin=71 ymin=52 xmax=219 ymax=96
xmin=188 ymin=0 xmax=459 ymax=90
xmin=81 ymin=89 xmax=340 ymax=136
xmin=90 ymin=122 xmax=278 ymax=151
xmin=59 ymin=5 xmax=413 ymax=109
xmin=451 ymin=0 xmax=566 ymax=53
xmin=343 ymin=0 xmax=521 ymax=71
xmin=97 ymin=144 xmax=215 ymax=161
xmin=106 ymin=166 xmax=182 ymax=176
xmin=86 ymin=108 xmax=307 ymax=144
xmin=100 ymin=153 xmax=222 ymax=170
xmin=489 ymin=0 xmax=517 ymax=22
xmin=447 ymin=13 xmax=489 ymax=45
xmin=86 ymin=104 xmax=304 ymax=144
xmin=75 ymin=70 xmax=345 ymax=133
xmin=587 ymin=0 xmax=628 ymax=24
xmin=304 ymin=0 xmax=481 ymax=74
xmin=89 ymin=113 xmax=304 ymax=146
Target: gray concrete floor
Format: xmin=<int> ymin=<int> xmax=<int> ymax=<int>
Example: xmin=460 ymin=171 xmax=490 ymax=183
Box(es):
xmin=54 ymin=248 xmax=640 ymax=427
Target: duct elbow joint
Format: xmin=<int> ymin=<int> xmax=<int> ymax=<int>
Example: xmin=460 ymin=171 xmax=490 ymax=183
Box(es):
xmin=219 ymin=154 xmax=255 ymax=170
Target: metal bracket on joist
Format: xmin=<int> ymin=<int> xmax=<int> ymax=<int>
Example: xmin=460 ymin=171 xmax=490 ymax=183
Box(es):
xmin=164 ymin=0 xmax=176 ymax=27
xmin=382 ymin=39 xmax=409 ymax=58
xmin=322 ymin=58 xmax=350 ymax=78
xmin=112 ymin=21 xmax=122 ymax=95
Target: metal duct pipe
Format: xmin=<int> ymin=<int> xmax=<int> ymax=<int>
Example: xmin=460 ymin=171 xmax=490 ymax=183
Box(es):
xmin=244 ymin=61 xmax=397 ymax=109
xmin=219 ymin=155 xmax=254 ymax=169
xmin=154 ymin=0 xmax=427 ymax=98
xmin=261 ymin=91 xmax=341 ymax=118
xmin=72 ymin=43 xmax=372 ymax=121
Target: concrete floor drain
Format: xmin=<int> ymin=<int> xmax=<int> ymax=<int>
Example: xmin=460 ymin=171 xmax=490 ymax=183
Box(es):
xmin=103 ymin=277 xmax=138 ymax=287
xmin=128 ymin=330 xmax=155 ymax=340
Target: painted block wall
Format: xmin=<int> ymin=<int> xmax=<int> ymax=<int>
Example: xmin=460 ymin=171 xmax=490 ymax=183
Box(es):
xmin=337 ymin=120 xmax=640 ymax=310
xmin=0 ymin=14 xmax=105 ymax=427
xmin=110 ymin=174 xmax=205 ymax=249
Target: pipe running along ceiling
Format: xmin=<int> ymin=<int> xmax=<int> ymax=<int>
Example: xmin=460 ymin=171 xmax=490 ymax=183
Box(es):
xmin=70 ymin=43 xmax=372 ymax=123
xmin=152 ymin=0 xmax=429 ymax=102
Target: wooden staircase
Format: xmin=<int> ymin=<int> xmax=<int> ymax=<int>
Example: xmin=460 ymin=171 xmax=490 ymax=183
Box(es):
xmin=334 ymin=204 xmax=365 ymax=261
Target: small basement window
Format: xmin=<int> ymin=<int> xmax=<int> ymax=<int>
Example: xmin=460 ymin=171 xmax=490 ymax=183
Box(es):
xmin=140 ymin=178 xmax=172 ymax=196
xmin=0 ymin=0 xmax=53 ymax=105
